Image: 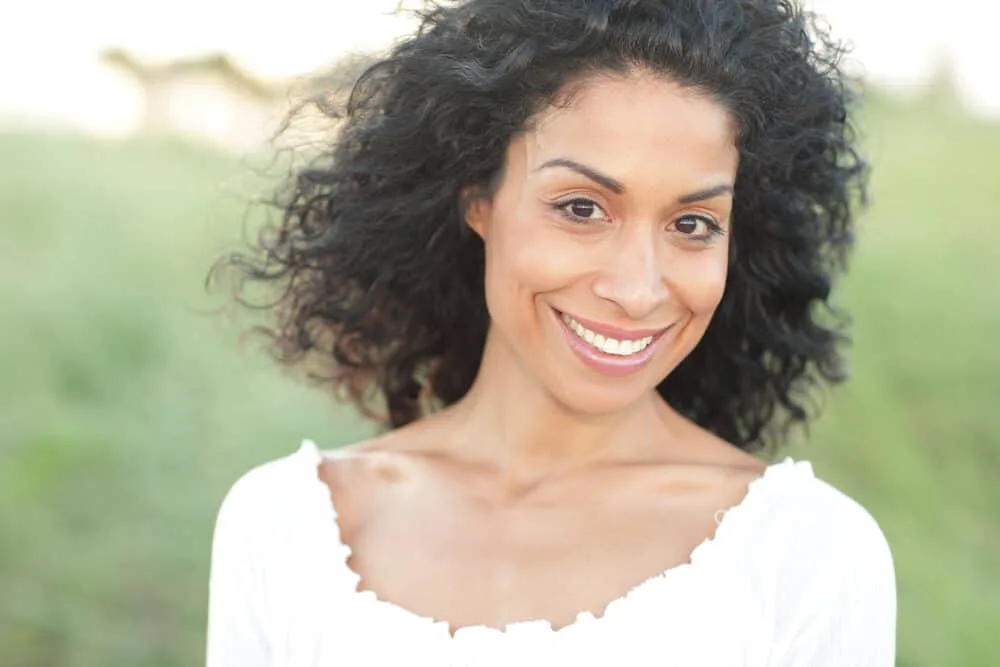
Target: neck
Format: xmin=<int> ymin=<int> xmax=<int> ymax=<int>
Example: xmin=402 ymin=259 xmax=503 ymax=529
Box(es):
xmin=441 ymin=328 xmax=679 ymax=493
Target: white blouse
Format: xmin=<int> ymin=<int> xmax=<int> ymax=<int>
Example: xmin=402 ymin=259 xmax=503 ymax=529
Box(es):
xmin=206 ymin=440 xmax=896 ymax=667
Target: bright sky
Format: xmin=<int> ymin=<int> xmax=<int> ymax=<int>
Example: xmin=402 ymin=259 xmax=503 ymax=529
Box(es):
xmin=0 ymin=0 xmax=419 ymax=133
xmin=1 ymin=0 xmax=997 ymax=134
xmin=807 ymin=0 xmax=1000 ymax=116
xmin=1 ymin=0 xmax=419 ymax=79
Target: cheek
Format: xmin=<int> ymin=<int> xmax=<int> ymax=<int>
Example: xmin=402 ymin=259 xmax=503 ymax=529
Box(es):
xmin=486 ymin=212 xmax=579 ymax=294
xmin=480 ymin=211 xmax=548 ymax=331
xmin=670 ymin=247 xmax=730 ymax=316
xmin=481 ymin=210 xmax=589 ymax=346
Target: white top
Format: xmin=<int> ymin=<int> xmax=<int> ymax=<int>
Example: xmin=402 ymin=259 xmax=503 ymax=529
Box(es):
xmin=206 ymin=440 xmax=897 ymax=667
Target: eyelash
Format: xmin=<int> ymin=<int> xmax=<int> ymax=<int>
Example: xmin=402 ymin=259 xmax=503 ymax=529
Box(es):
xmin=553 ymin=197 xmax=725 ymax=241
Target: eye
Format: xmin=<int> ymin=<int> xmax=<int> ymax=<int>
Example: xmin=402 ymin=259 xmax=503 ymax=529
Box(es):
xmin=672 ymin=214 xmax=723 ymax=240
xmin=555 ymin=198 xmax=611 ymax=223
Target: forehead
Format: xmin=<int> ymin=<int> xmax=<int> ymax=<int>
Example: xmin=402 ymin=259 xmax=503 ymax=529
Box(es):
xmin=517 ymin=72 xmax=739 ymax=184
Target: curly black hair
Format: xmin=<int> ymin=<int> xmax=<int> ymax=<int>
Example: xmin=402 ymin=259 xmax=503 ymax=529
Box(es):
xmin=213 ymin=0 xmax=867 ymax=453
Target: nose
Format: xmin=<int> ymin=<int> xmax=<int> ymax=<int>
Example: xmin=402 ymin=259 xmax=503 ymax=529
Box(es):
xmin=591 ymin=232 xmax=670 ymax=320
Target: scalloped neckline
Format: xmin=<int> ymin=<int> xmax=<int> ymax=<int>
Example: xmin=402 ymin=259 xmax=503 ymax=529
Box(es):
xmin=300 ymin=439 xmax=809 ymax=639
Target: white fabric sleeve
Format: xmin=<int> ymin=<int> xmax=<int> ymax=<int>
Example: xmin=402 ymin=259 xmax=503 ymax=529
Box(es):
xmin=767 ymin=495 xmax=897 ymax=667
xmin=206 ymin=471 xmax=273 ymax=667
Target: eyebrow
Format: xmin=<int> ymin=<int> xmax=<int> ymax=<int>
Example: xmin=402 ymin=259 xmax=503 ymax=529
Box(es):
xmin=677 ymin=183 xmax=735 ymax=204
xmin=534 ymin=158 xmax=734 ymax=203
xmin=535 ymin=158 xmax=625 ymax=194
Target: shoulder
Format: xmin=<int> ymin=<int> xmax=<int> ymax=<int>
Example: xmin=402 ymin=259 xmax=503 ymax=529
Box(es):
xmin=315 ymin=432 xmax=444 ymax=539
xmin=214 ymin=435 xmax=424 ymax=540
xmin=752 ymin=464 xmax=898 ymax=664
xmin=785 ymin=471 xmax=892 ymax=560
xmin=754 ymin=462 xmax=896 ymax=600
xmin=213 ymin=441 xmax=325 ymax=538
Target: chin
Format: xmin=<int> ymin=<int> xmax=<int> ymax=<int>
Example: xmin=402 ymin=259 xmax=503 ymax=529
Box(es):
xmin=542 ymin=368 xmax=667 ymax=419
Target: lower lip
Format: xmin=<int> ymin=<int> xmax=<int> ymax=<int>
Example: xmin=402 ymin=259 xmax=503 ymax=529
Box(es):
xmin=555 ymin=311 xmax=670 ymax=377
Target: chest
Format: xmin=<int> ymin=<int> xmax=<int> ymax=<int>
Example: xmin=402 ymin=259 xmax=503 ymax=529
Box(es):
xmin=272 ymin=498 xmax=771 ymax=667
xmin=340 ymin=490 xmax=731 ymax=631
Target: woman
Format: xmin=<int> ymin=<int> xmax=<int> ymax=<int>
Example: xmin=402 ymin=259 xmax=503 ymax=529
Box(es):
xmin=206 ymin=0 xmax=896 ymax=665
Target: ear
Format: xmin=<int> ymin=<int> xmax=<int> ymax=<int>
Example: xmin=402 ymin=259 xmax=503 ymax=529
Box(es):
xmin=462 ymin=186 xmax=492 ymax=240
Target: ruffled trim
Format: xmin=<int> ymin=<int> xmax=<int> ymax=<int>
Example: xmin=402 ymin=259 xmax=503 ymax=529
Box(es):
xmin=295 ymin=438 xmax=814 ymax=640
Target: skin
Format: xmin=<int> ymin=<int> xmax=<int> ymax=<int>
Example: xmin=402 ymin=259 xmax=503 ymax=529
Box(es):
xmin=317 ymin=70 xmax=769 ymax=634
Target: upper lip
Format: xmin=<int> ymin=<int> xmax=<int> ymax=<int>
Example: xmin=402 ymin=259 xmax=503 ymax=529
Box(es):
xmin=557 ymin=310 xmax=671 ymax=340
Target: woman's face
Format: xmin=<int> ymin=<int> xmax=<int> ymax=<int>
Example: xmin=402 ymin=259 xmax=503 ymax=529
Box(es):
xmin=466 ymin=71 xmax=739 ymax=416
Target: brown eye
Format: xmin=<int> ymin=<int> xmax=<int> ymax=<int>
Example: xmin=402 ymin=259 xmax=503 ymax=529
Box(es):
xmin=673 ymin=214 xmax=721 ymax=239
xmin=556 ymin=198 xmax=610 ymax=223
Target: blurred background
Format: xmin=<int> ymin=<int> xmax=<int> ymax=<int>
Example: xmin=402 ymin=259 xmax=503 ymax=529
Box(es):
xmin=1 ymin=1 xmax=997 ymax=665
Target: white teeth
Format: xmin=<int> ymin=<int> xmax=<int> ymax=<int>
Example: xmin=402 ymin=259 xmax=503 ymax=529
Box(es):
xmin=561 ymin=313 xmax=656 ymax=356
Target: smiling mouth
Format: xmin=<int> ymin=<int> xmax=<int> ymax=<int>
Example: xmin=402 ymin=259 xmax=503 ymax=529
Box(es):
xmin=560 ymin=312 xmax=660 ymax=357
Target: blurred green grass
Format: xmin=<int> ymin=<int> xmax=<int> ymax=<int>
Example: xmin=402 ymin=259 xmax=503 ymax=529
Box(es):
xmin=1 ymin=93 xmax=998 ymax=666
